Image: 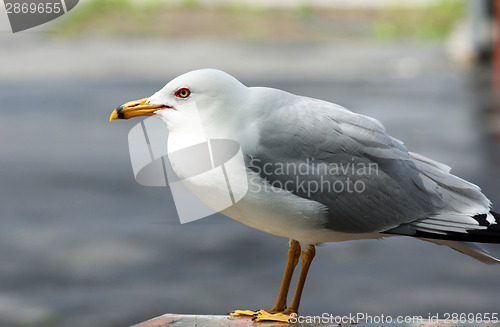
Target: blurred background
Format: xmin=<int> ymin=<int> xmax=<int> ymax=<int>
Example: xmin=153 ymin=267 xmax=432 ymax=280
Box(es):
xmin=1 ymin=0 xmax=500 ymax=326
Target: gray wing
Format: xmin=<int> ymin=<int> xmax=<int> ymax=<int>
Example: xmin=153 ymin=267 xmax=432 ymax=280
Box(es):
xmin=248 ymin=95 xmax=493 ymax=235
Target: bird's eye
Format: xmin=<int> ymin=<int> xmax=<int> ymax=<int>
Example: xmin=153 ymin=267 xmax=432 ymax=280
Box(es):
xmin=175 ymin=88 xmax=191 ymax=98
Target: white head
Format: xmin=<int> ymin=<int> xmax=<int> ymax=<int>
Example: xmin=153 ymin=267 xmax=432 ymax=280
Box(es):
xmin=110 ymin=69 xmax=250 ymax=137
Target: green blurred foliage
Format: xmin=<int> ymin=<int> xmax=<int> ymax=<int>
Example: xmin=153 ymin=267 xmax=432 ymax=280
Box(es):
xmin=53 ymin=0 xmax=466 ymax=42
xmin=372 ymin=0 xmax=466 ymax=41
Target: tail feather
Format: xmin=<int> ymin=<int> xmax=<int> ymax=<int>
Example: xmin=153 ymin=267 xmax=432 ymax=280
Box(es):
xmin=385 ymin=153 xmax=500 ymax=263
xmin=399 ymin=153 xmax=500 ymax=243
xmin=420 ymin=238 xmax=500 ymax=264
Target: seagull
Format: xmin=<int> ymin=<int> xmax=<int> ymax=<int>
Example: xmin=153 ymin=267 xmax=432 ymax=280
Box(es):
xmin=110 ymin=68 xmax=500 ymax=322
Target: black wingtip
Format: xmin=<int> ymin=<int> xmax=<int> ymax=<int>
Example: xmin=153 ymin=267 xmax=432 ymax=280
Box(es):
xmin=385 ymin=211 xmax=500 ymax=244
xmin=425 ymin=211 xmax=500 ymax=244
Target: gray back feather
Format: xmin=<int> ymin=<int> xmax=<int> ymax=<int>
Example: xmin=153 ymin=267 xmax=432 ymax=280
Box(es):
xmin=248 ymin=91 xmax=491 ymax=234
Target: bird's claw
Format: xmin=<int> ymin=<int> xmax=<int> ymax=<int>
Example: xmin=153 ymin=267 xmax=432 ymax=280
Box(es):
xmin=252 ymin=310 xmax=293 ymax=323
xmin=230 ymin=309 xmax=293 ymax=323
xmin=229 ymin=309 xmax=259 ymax=317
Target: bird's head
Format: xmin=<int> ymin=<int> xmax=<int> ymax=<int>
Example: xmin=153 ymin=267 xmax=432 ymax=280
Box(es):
xmin=110 ymin=69 xmax=249 ymax=135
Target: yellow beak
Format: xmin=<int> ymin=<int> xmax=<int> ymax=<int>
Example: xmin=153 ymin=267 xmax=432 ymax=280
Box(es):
xmin=109 ymin=97 xmax=168 ymax=121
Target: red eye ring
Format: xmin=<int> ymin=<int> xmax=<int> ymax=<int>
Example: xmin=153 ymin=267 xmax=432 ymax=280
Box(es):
xmin=175 ymin=88 xmax=191 ymax=98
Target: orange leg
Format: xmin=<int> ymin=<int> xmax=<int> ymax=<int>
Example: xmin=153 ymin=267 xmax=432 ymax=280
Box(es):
xmin=231 ymin=241 xmax=316 ymax=323
xmin=270 ymin=240 xmax=301 ymax=313
xmin=284 ymin=245 xmax=315 ymax=314
xmin=254 ymin=244 xmax=316 ymax=322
